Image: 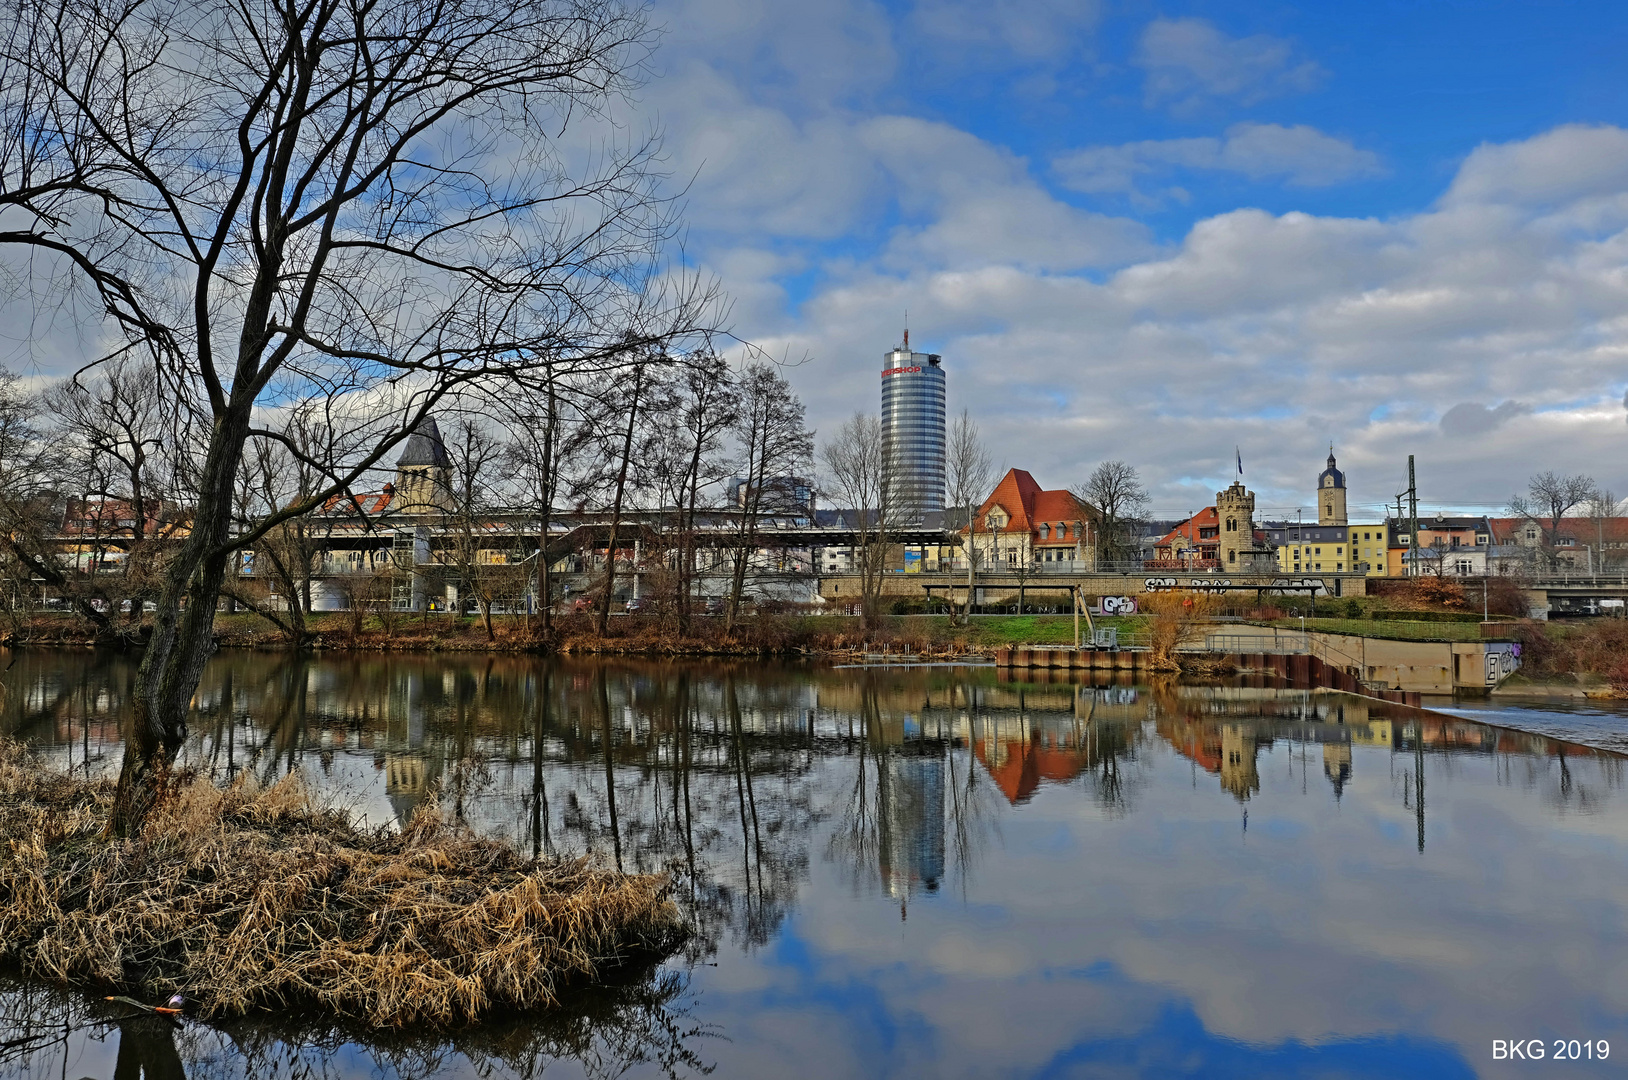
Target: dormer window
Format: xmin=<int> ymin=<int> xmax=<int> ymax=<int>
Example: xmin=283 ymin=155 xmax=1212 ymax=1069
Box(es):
xmin=1038 ymin=523 xmax=1050 ymax=539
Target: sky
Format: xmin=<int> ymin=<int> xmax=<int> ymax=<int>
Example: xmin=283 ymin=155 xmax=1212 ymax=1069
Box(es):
xmin=624 ymin=0 xmax=1628 ymax=520
xmin=6 ymin=1 xmax=1628 ymax=522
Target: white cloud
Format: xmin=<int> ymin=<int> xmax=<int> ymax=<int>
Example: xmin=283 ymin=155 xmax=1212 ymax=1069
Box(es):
xmin=905 ymin=0 xmax=1102 ymax=64
xmin=745 ymin=125 xmax=1628 ymax=515
xmin=1055 ymin=123 xmax=1384 ymax=203
xmin=1134 ymin=17 xmax=1324 ymax=114
xmin=1445 ymin=123 xmax=1628 ymax=210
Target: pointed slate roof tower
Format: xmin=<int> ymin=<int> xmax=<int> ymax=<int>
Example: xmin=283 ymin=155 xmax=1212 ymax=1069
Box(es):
xmin=393 ymin=417 xmax=453 ymax=513
xmin=1317 ymin=446 xmax=1347 ymax=526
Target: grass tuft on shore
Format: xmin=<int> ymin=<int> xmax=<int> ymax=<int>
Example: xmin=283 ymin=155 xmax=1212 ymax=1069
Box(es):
xmin=0 ymin=739 xmax=684 ymax=1028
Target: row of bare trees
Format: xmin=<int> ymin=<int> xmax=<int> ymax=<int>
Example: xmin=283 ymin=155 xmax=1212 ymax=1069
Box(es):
xmin=1508 ymin=472 xmax=1623 ymax=573
xmin=0 ymin=0 xmax=732 ymax=832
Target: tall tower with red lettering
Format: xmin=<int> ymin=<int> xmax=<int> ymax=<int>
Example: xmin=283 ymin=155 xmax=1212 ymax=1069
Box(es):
xmin=880 ymin=330 xmax=946 ymax=523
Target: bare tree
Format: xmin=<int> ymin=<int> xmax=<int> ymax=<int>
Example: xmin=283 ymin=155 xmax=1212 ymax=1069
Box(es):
xmin=45 ymin=359 xmax=184 ymax=619
xmin=1585 ymin=488 xmax=1621 ymax=573
xmin=439 ymin=415 xmax=520 ymax=641
xmin=3 ymin=0 xmax=719 ymax=834
xmin=724 ymin=363 xmax=812 ymax=632
xmin=595 ymin=354 xmax=662 ymax=636
xmin=1072 ymin=461 xmax=1150 ymax=570
xmin=944 ymin=410 xmax=993 ymax=626
xmin=1509 ymin=471 xmax=1597 ymax=571
xmin=645 ymin=353 xmax=737 ymax=632
xmin=820 ymin=413 xmax=893 ymax=629
xmin=500 ymin=362 xmax=603 ymax=635
xmin=0 ymin=369 xmax=84 ymax=628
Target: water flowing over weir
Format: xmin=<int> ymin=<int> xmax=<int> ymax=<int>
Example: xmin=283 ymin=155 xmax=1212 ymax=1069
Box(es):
xmin=3 ymin=650 xmax=1628 ymax=1079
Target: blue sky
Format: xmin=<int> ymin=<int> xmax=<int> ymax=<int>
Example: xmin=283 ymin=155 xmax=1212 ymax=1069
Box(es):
xmin=632 ymin=0 xmax=1628 ymax=517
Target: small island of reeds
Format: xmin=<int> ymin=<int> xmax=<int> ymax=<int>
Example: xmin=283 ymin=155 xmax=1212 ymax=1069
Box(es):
xmin=0 ymin=739 xmax=684 ymax=1028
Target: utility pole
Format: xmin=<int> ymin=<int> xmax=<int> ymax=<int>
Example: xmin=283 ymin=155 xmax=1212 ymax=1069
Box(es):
xmin=1407 ymin=455 xmax=1420 ymax=579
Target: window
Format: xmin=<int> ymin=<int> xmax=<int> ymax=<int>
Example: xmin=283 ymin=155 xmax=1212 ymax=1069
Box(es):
xmin=1315 ymin=547 xmax=1322 ymax=555
xmin=1037 ymin=523 xmax=1050 ymax=539
xmin=1315 ymin=563 xmax=1322 ymax=570
xmin=1335 ymin=546 xmax=1343 ymax=555
xmin=1476 ymin=534 xmax=1488 ymax=545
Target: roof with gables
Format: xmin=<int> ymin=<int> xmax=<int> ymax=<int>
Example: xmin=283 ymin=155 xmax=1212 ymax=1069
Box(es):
xmin=969 ymin=469 xmax=1085 ymax=538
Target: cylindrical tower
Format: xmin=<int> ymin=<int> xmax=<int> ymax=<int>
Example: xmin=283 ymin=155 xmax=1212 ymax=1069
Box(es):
xmin=880 ymin=334 xmax=946 ymax=523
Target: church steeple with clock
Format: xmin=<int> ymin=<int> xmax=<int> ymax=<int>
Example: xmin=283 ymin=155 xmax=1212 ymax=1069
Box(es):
xmin=1317 ymin=448 xmax=1347 ymax=526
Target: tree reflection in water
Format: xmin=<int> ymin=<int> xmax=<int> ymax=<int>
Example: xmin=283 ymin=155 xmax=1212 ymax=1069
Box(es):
xmin=3 ymin=651 xmax=1625 ymax=1076
xmin=0 ymin=973 xmax=712 ymax=1080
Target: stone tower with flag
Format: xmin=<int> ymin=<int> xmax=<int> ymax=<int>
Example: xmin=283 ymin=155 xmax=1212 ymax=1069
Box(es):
xmin=1215 ymin=479 xmax=1276 ymax=572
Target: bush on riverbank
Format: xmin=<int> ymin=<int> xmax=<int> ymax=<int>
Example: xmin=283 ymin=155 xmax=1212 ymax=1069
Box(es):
xmin=0 ymin=739 xmax=683 ymax=1027
xmin=1510 ymin=619 xmax=1628 ymax=693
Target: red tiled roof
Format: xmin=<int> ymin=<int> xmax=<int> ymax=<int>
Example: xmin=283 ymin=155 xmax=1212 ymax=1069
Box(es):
xmin=969 ymin=469 xmax=1085 ymax=539
xmin=319 ymin=490 xmax=396 ymax=516
xmin=1488 ymin=516 xmax=1628 ymax=544
xmin=1155 ymin=507 xmax=1219 ymax=550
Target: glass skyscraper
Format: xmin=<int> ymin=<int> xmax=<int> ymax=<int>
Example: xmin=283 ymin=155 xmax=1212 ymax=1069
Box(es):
xmin=880 ymin=335 xmax=946 ymax=522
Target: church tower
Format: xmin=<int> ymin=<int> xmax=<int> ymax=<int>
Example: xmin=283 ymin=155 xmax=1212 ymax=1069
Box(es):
xmin=393 ymin=417 xmax=453 ymax=513
xmin=1317 ymin=448 xmax=1347 ymax=526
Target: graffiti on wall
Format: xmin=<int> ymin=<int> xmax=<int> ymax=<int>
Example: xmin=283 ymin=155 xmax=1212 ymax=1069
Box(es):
xmin=1484 ymin=642 xmax=1521 ymax=685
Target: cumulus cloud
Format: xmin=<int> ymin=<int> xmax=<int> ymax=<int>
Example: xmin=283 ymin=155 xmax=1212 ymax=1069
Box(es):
xmin=1445 ymin=123 xmax=1628 ymax=210
xmin=746 ymin=124 xmax=1628 ymax=515
xmin=906 ymin=0 xmax=1102 ymax=64
xmin=1054 ymin=123 xmax=1384 ymax=202
xmin=1439 ymin=400 xmax=1530 ymax=437
xmin=1134 ymin=17 xmax=1325 ymax=113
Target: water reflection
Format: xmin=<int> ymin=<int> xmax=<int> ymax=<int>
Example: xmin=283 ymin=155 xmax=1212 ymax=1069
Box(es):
xmin=4 ymin=650 xmax=1628 ymax=1078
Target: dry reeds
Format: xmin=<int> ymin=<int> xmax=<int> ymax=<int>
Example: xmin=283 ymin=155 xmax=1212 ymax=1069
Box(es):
xmin=0 ymin=739 xmax=683 ymax=1028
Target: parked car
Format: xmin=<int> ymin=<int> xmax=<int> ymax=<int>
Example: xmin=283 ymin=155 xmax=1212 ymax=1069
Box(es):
xmin=703 ymin=597 xmax=725 ymax=615
xmin=624 ymin=597 xmax=650 ymax=614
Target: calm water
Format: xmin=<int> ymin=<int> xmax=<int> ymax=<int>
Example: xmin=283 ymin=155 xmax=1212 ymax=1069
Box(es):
xmin=3 ymin=650 xmax=1628 ymax=1080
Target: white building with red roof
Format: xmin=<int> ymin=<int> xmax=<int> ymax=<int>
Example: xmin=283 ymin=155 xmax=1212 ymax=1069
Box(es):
xmin=964 ymin=469 xmax=1094 ymax=569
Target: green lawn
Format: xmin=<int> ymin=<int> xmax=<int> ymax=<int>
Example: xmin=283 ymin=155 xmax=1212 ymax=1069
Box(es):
xmin=790 ymin=614 xmax=1148 ymax=647
xmin=1259 ymin=617 xmax=1492 ymax=642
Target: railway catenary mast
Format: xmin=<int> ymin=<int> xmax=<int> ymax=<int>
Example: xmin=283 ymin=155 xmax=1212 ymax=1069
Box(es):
xmin=880 ymin=330 xmax=946 ymax=523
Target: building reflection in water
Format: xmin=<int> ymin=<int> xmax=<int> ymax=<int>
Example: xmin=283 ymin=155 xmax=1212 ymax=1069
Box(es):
xmin=877 ymin=741 xmax=945 ymax=899
xmin=3 ymin=651 xmax=1624 ymax=920
xmin=3 ymin=650 xmax=1628 ymax=1077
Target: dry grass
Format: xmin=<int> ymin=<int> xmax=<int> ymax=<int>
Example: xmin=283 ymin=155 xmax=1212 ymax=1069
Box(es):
xmin=0 ymin=739 xmax=684 ymax=1028
xmin=1141 ymin=592 xmax=1222 ymax=672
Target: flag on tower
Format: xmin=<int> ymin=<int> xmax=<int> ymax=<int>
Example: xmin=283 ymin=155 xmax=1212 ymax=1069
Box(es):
xmin=1236 ymin=447 xmax=1243 ymax=478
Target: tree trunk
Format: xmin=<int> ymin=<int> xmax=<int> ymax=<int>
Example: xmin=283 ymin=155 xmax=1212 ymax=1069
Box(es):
xmin=115 ymin=402 xmax=252 ymax=836
xmin=597 ymin=368 xmax=643 ymax=636
xmin=964 ymin=519 xmax=976 ymax=625
xmin=535 ymin=380 xmax=557 ymax=638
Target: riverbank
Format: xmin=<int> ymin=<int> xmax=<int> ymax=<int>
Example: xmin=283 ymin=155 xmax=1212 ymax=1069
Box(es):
xmin=2 ymin=610 xmax=1146 ymax=656
xmin=0 ymin=739 xmax=683 ymax=1028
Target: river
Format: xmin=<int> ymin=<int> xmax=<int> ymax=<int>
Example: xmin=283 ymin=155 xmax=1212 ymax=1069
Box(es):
xmin=2 ymin=649 xmax=1626 ymax=1079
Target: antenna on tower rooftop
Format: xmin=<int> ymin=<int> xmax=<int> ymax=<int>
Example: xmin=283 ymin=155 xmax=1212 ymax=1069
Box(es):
xmin=903 ymin=309 xmax=909 ymax=351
